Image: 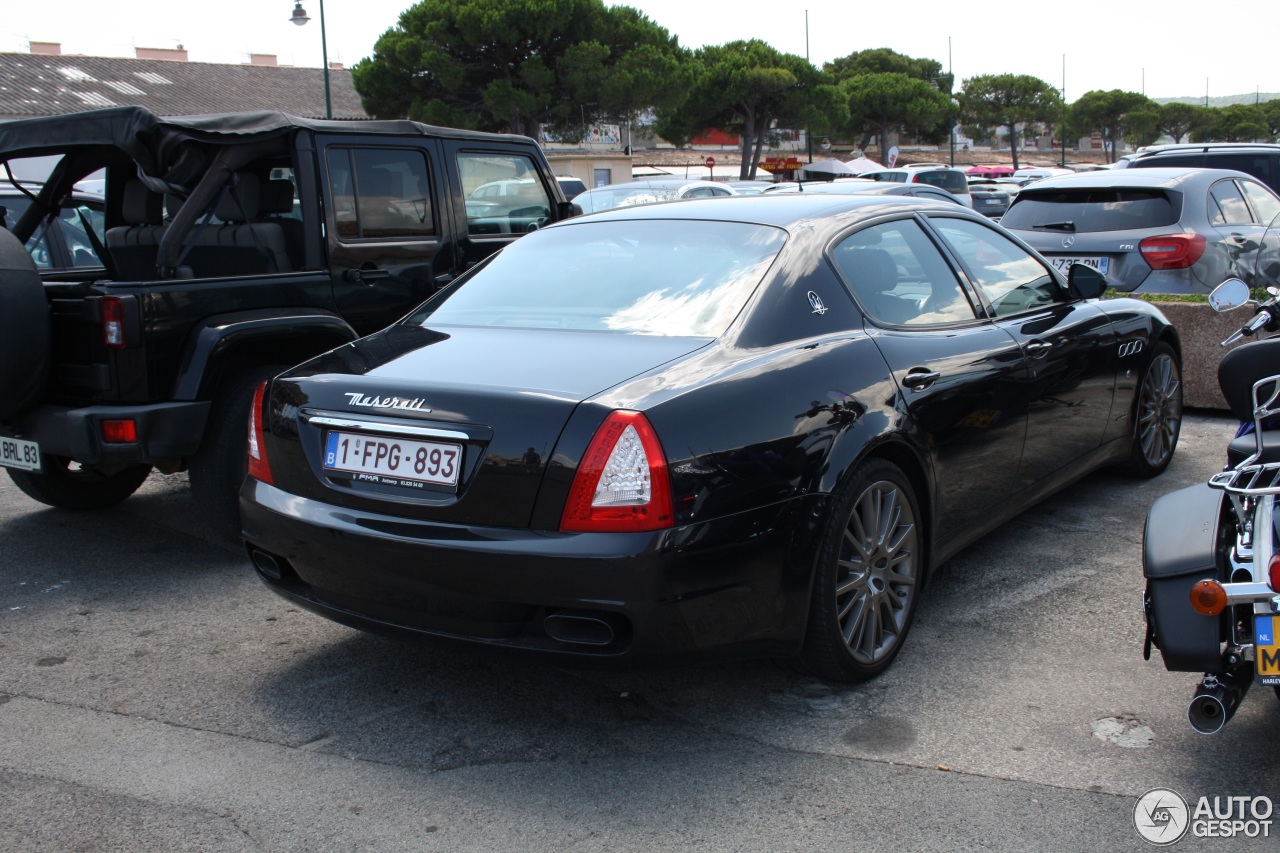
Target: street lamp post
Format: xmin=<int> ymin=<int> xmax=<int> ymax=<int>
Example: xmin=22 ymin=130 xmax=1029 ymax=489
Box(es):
xmin=290 ymin=0 xmax=332 ymax=120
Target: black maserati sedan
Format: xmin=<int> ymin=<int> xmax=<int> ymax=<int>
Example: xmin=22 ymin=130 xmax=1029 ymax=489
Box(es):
xmin=240 ymin=194 xmax=1183 ymax=682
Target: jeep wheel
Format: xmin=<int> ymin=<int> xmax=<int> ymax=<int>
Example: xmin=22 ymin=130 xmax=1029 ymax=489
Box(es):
xmin=7 ymin=457 xmax=152 ymax=510
xmin=189 ymin=366 xmax=285 ymax=542
xmin=0 ymin=227 xmax=50 ymax=421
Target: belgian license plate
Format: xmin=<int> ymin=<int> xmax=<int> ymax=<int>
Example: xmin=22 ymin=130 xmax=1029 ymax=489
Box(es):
xmin=0 ymin=436 xmax=41 ymax=472
xmin=1050 ymin=256 xmax=1109 ymax=275
xmin=1256 ymin=615 xmax=1280 ymax=685
xmin=323 ymin=431 xmax=461 ymax=489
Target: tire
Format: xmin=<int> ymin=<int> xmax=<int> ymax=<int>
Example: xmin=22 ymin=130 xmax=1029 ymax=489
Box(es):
xmin=0 ymin=226 xmax=50 ymax=421
xmin=7 ymin=457 xmax=151 ymax=510
xmin=1124 ymin=341 xmax=1183 ymax=478
xmin=189 ymin=366 xmax=284 ymax=541
xmin=800 ymin=458 xmax=924 ymax=682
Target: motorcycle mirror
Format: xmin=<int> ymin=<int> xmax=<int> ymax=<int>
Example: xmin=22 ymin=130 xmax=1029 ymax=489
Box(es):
xmin=1209 ymin=278 xmax=1251 ymax=313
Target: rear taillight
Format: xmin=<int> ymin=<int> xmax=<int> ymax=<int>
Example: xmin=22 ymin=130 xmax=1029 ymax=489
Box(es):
xmin=560 ymin=411 xmax=672 ymax=533
xmin=100 ymin=419 xmax=137 ymax=443
xmin=101 ymin=296 xmax=126 ymax=348
xmin=1269 ymin=554 xmax=1280 ymax=592
xmin=1139 ymin=234 xmax=1206 ymax=270
xmin=247 ymin=380 xmax=273 ymax=485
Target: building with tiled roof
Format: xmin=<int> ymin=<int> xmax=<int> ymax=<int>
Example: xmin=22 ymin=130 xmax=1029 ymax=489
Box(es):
xmin=0 ymin=45 xmax=368 ymax=121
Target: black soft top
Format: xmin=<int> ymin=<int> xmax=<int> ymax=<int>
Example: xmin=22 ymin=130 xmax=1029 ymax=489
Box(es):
xmin=0 ymin=106 xmax=537 ymax=178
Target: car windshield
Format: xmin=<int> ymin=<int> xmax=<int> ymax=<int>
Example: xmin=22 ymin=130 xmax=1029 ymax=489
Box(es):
xmin=412 ymin=219 xmax=786 ymax=336
xmin=1000 ymin=188 xmax=1180 ymax=232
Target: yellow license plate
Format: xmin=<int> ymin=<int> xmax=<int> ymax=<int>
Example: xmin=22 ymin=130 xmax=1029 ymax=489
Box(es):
xmin=1257 ymin=616 xmax=1280 ymax=685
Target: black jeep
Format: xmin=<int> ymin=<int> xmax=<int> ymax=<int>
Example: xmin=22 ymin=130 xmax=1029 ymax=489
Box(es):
xmin=0 ymin=106 xmax=572 ymax=536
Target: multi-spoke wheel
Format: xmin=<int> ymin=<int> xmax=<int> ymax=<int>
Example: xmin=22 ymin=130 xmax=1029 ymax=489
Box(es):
xmin=1126 ymin=341 xmax=1182 ymax=478
xmin=801 ymin=458 xmax=923 ymax=682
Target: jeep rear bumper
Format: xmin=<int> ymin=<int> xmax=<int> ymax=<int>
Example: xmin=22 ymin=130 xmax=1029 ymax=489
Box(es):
xmin=1 ymin=401 xmax=211 ymax=465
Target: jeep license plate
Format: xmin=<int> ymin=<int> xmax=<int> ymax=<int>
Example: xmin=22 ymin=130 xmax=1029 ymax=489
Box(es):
xmin=1257 ymin=616 xmax=1280 ymax=686
xmin=0 ymin=436 xmax=41 ymax=472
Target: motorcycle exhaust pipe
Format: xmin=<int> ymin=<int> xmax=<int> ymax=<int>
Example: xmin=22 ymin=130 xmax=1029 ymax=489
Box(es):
xmin=1187 ymin=660 xmax=1252 ymax=735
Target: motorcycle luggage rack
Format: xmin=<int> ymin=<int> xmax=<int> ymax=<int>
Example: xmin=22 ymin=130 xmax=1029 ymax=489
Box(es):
xmin=1209 ymin=463 xmax=1280 ymax=496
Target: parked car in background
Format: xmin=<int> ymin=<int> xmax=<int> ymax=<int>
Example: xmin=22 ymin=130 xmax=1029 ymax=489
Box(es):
xmin=761 ymin=179 xmax=962 ymax=206
xmin=1 ymin=180 xmax=104 ymax=270
xmin=241 ymin=193 xmax=1183 ymax=683
xmin=1118 ymin=142 xmax=1280 ymax=197
xmin=964 ymin=179 xmax=1014 ymax=219
xmin=574 ymin=179 xmax=736 ymax=213
xmin=555 ymin=176 xmax=587 ymax=200
xmin=724 ymin=180 xmax=776 ymax=195
xmin=999 ymin=167 xmax=1280 ymax=294
xmin=1012 ymin=167 xmax=1073 ymax=184
xmin=859 ymin=165 xmax=972 ymax=208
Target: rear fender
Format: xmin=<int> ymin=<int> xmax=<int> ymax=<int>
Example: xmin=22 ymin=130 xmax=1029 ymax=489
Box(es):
xmin=173 ymin=308 xmax=357 ymax=401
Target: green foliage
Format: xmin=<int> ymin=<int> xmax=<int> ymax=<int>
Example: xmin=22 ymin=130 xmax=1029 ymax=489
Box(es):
xmin=1070 ymin=90 xmax=1155 ymax=162
xmin=840 ymin=73 xmax=952 ymax=164
xmin=1156 ymin=102 xmax=1200 ymax=143
xmin=1263 ymin=99 xmax=1280 ymax=140
xmin=957 ymin=74 xmax=1062 ymax=169
xmin=655 ymin=40 xmax=843 ymax=179
xmin=1213 ymin=104 xmax=1271 ymax=142
xmin=350 ymin=0 xmax=689 ymax=139
xmin=826 ymin=49 xmax=952 ymax=148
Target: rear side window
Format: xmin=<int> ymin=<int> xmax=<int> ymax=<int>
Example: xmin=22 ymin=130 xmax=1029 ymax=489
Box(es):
xmin=1240 ymin=179 xmax=1280 ymax=226
xmin=1208 ymin=180 xmax=1251 ymax=226
xmin=328 ymin=147 xmax=435 ymax=240
xmin=1000 ymin=188 xmax=1180 ymax=232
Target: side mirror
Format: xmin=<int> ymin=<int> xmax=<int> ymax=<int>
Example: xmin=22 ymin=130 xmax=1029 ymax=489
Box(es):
xmin=1209 ymin=278 xmax=1251 ymax=313
xmin=1067 ymin=263 xmax=1107 ymax=300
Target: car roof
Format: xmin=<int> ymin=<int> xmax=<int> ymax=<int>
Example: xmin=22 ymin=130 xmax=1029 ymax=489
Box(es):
xmin=1011 ymin=166 xmax=1258 ymax=191
xmin=557 ymin=191 xmax=970 ymax=229
xmin=1134 ymin=142 xmax=1280 ymax=158
xmin=584 ymin=178 xmax=728 ymax=190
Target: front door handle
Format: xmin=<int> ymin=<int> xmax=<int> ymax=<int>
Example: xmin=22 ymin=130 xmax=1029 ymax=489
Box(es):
xmin=902 ymin=369 xmax=941 ymax=390
xmin=343 ymin=267 xmax=391 ymax=285
xmin=1025 ymin=340 xmax=1053 ymax=356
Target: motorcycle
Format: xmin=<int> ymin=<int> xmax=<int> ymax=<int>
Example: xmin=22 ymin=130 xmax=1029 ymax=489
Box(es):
xmin=1143 ymin=216 xmax=1280 ymax=735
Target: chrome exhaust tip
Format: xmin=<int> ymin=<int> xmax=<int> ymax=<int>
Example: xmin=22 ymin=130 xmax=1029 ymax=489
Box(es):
xmin=543 ymin=611 xmax=617 ymax=646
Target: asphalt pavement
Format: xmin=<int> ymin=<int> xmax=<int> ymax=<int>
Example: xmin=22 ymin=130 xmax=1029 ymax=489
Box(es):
xmin=1 ymin=411 xmax=1277 ymax=852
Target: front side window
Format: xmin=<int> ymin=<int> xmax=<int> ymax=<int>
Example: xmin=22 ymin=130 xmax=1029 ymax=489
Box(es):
xmin=830 ymin=218 xmax=977 ymax=326
xmin=459 ymin=152 xmax=552 ymax=236
xmin=411 ymin=219 xmax=785 ymax=337
xmin=328 ymin=148 xmax=435 ymax=240
xmin=931 ymin=217 xmax=1061 ymax=317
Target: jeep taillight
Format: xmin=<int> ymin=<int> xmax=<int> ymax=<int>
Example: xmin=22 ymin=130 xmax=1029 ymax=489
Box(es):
xmin=560 ymin=411 xmax=672 ymax=533
xmin=1139 ymin=234 xmax=1206 ymax=270
xmin=101 ymin=296 xmax=126 ymax=348
xmin=247 ymin=380 xmax=273 ymax=485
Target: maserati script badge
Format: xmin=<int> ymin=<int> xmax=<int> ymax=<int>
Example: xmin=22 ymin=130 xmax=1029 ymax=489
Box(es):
xmin=344 ymin=393 xmax=432 ymax=413
xmin=808 ymin=291 xmax=828 ymax=315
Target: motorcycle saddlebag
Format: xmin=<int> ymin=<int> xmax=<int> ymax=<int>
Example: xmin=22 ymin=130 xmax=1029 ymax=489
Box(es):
xmin=1143 ymin=483 xmax=1226 ymax=671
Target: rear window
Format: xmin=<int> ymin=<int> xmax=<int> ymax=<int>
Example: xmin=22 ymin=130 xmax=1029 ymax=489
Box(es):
xmin=999 ymin=188 xmax=1180 ymax=232
xmin=412 ymin=219 xmax=786 ymax=336
xmin=915 ymin=170 xmax=969 ymax=195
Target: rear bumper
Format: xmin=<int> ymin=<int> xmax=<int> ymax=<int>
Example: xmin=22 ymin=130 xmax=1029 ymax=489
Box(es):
xmin=1 ymin=401 xmax=211 ymax=465
xmin=240 ymin=477 xmax=825 ymax=667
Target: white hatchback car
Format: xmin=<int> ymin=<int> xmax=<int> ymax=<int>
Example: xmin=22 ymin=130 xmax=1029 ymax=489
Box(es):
xmin=858 ymin=165 xmax=973 ymax=208
xmin=574 ymin=179 xmax=737 ymax=214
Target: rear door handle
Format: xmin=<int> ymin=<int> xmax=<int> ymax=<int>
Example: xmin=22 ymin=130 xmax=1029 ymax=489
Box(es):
xmin=902 ymin=370 xmax=941 ymax=390
xmin=343 ymin=267 xmax=391 ymax=284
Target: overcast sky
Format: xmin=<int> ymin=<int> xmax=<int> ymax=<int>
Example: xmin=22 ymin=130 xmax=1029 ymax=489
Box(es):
xmin=1 ymin=1 xmax=1272 ymax=103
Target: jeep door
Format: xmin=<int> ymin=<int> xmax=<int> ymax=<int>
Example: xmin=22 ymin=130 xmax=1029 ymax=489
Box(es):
xmin=319 ymin=139 xmax=458 ymax=336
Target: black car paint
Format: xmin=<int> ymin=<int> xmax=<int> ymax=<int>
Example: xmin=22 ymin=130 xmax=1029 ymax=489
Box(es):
xmin=242 ymin=195 xmax=1179 ymax=666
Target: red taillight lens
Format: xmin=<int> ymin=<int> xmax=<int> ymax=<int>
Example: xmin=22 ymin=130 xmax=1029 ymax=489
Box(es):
xmin=1139 ymin=233 xmax=1206 ymax=270
xmin=101 ymin=296 xmax=126 ymax=349
xmin=100 ymin=419 xmax=137 ymax=443
xmin=1269 ymin=554 xmax=1280 ymax=592
xmin=246 ymin=380 xmax=273 ymax=485
xmin=560 ymin=411 xmax=673 ymax=533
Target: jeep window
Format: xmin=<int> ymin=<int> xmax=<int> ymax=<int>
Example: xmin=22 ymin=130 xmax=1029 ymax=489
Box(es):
xmin=1208 ymin=179 xmax=1251 ymax=226
xmin=459 ymin=152 xmax=552 ymax=237
xmin=59 ymin=202 xmax=106 ymax=267
xmin=1000 ymin=188 xmax=1180 ymax=233
xmin=327 ymin=148 xmax=435 ymax=240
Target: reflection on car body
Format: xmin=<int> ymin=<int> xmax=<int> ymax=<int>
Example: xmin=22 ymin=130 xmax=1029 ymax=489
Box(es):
xmin=242 ymin=194 xmax=1184 ymax=683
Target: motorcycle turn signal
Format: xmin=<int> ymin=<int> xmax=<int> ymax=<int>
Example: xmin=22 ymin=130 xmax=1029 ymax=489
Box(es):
xmin=1190 ymin=579 xmax=1228 ymax=617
